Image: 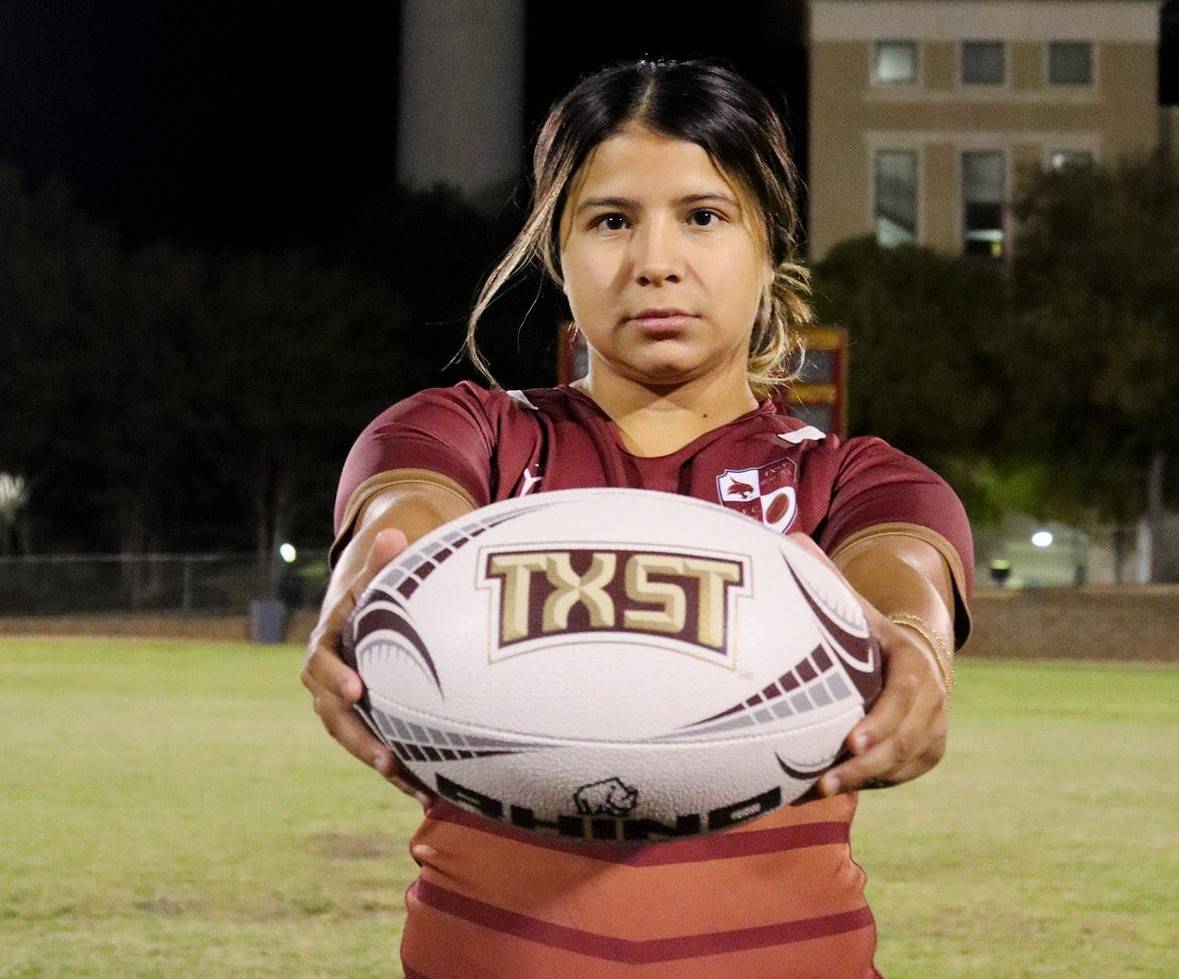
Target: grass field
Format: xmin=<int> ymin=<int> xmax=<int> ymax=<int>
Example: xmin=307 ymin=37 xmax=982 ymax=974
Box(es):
xmin=1 ymin=637 xmax=1176 ymax=978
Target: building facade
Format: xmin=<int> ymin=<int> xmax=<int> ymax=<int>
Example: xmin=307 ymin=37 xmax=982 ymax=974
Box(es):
xmin=807 ymin=0 xmax=1162 ymax=260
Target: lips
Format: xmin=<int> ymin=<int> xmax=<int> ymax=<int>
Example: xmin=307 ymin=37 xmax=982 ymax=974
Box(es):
xmin=627 ymin=308 xmax=697 ymax=336
xmin=631 ymin=307 xmax=692 ymax=320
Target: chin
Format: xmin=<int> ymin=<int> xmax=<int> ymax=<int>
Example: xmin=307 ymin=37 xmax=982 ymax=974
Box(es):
xmin=630 ymin=364 xmax=708 ymax=390
xmin=601 ymin=343 xmax=727 ymax=388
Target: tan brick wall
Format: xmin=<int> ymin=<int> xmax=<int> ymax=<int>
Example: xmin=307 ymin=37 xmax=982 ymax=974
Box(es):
xmin=0 ymin=610 xmax=320 ymax=646
xmin=0 ymin=614 xmax=259 ymax=642
xmin=4 ymin=594 xmax=1177 ymax=663
xmin=962 ymin=587 xmax=1179 ymax=662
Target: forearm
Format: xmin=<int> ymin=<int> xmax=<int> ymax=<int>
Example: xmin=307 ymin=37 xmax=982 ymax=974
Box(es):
xmin=327 ymin=475 xmax=477 ymax=610
xmin=787 ymin=527 xmax=958 ymax=795
xmin=831 ymin=532 xmax=957 ymax=698
xmin=303 ymin=475 xmax=475 ymax=804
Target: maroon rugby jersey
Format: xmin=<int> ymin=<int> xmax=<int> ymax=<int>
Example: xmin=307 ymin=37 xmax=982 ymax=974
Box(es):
xmin=329 ymin=380 xmax=974 ymax=979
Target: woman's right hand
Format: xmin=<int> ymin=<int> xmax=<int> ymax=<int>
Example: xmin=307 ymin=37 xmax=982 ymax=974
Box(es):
xmin=301 ymin=525 xmax=436 ymax=811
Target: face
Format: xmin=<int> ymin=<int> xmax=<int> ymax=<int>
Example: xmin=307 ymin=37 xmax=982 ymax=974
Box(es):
xmin=557 ymin=122 xmax=773 ymax=392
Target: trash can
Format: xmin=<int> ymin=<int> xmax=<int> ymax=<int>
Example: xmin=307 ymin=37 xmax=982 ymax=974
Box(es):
xmin=250 ymin=598 xmax=287 ymax=643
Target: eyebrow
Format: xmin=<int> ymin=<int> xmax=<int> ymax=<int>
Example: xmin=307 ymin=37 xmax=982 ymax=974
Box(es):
xmin=574 ymin=193 xmax=740 ymax=216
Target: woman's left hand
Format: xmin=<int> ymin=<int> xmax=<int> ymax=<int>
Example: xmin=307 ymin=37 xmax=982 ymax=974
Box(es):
xmin=786 ymin=533 xmax=952 ymax=797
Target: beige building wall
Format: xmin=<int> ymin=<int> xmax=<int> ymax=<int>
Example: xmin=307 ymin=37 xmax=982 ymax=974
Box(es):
xmin=808 ymin=0 xmax=1162 ymax=260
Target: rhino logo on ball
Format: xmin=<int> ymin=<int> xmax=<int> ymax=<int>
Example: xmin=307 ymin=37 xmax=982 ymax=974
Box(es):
xmin=573 ymin=777 xmax=639 ymax=816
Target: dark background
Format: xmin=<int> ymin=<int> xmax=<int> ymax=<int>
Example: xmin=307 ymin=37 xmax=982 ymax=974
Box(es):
xmin=1 ymin=0 xmax=1176 ymax=564
xmin=1 ymin=1 xmax=1173 ymax=249
xmin=0 ymin=0 xmax=867 ymax=250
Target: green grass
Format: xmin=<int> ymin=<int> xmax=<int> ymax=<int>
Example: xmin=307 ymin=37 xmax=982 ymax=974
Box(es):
xmin=1 ymin=638 xmax=1176 ymax=978
xmin=855 ymin=659 xmax=1179 ymax=978
xmin=0 ymin=637 xmax=421 ymax=978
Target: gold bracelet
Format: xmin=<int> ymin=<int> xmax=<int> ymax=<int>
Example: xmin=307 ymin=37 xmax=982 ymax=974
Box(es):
xmin=887 ymin=612 xmax=955 ymax=707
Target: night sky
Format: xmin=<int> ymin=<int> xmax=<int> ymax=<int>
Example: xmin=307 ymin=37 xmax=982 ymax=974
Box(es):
xmin=0 ymin=0 xmax=1174 ymax=251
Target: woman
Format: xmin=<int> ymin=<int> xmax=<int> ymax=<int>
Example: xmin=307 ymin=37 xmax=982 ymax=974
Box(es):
xmin=302 ymin=57 xmax=972 ymax=979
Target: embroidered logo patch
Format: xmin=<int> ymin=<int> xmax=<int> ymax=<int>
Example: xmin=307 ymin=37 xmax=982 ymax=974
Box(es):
xmin=715 ymin=458 xmax=798 ymax=533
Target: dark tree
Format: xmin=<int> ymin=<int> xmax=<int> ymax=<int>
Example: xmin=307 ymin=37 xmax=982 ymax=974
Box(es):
xmin=1010 ymin=151 xmax=1179 ymax=578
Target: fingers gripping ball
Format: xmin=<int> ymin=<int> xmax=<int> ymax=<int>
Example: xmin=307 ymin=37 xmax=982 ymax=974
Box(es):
xmin=341 ymin=489 xmax=882 ymax=844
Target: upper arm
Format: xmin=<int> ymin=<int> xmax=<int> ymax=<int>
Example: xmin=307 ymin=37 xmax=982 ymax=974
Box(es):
xmin=355 ymin=470 xmax=477 ymax=539
xmin=331 ymin=468 xmax=478 ymax=572
xmin=831 ymin=526 xmax=957 ymax=619
xmin=328 ymin=384 xmax=496 ymax=571
xmin=321 ymin=473 xmax=477 ymax=650
xmin=831 ymin=529 xmax=958 ymax=650
xmin=818 ymin=437 xmax=975 ymax=649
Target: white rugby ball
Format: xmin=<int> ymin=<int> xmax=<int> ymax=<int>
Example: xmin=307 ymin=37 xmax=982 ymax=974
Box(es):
xmin=341 ymin=488 xmax=881 ymax=843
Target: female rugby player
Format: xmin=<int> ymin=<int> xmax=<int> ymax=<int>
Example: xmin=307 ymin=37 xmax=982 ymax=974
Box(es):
xmin=302 ymin=57 xmax=972 ymax=979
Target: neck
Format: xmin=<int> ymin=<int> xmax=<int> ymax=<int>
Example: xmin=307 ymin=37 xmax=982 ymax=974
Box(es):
xmin=572 ymin=358 xmax=760 ymax=457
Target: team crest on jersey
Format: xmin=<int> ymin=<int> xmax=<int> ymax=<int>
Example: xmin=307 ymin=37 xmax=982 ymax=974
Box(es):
xmin=716 ymin=458 xmax=798 ymax=533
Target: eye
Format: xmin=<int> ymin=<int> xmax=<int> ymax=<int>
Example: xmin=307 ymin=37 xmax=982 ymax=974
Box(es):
xmin=588 ymin=209 xmax=725 ymax=232
xmin=590 ymin=213 xmax=628 ymax=231
xmin=690 ymin=208 xmax=723 ymax=227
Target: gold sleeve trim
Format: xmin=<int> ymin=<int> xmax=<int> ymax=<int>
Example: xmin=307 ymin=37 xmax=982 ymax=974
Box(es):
xmin=329 ymin=468 xmax=478 ymax=569
xmin=828 ymin=521 xmax=973 ymax=650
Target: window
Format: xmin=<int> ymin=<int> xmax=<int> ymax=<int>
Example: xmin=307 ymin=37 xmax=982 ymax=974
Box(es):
xmin=1050 ymin=149 xmax=1094 ymax=171
xmin=1048 ymin=41 xmax=1093 ymax=85
xmin=874 ymin=41 xmax=918 ymax=84
xmin=962 ymin=151 xmax=1005 ymax=257
xmin=962 ymin=41 xmax=1004 ymax=85
xmin=874 ymin=150 xmax=918 ymax=246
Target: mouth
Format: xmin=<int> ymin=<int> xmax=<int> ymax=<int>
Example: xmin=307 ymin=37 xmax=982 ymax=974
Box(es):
xmin=630 ymin=315 xmax=695 ymax=337
xmin=628 ymin=309 xmax=697 ymax=334
xmin=630 ymin=306 xmax=693 ymax=320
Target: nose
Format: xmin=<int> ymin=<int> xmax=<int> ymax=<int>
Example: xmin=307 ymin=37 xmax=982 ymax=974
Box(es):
xmin=631 ymin=216 xmax=682 ymax=286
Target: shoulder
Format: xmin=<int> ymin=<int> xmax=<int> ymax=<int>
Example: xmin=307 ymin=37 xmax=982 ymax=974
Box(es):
xmin=363 ymin=380 xmax=506 ymax=428
xmin=739 ymin=404 xmax=932 ymax=482
xmin=348 ymin=381 xmax=559 ymax=451
xmin=814 ymin=433 xmax=976 ymax=639
xmin=753 ymin=415 xmax=952 ymax=505
xmin=332 ymin=383 xmax=560 ymax=541
xmin=332 ymin=382 xmax=507 ymax=548
xmin=824 ymin=433 xmax=959 ymax=494
xmin=816 ymin=431 xmax=966 ymax=522
xmin=375 ymin=381 xmax=563 ymax=422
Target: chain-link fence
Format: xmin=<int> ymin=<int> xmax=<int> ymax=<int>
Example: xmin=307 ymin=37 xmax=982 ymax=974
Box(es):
xmin=0 ymin=551 xmax=331 ymax=616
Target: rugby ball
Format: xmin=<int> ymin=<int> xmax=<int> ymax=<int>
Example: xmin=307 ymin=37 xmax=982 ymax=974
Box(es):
xmin=341 ymin=488 xmax=881 ymax=843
